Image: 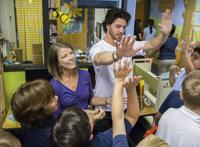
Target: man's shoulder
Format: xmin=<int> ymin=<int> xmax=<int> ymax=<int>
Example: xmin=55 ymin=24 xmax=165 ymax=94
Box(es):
xmin=161 ymin=108 xmax=179 ymax=120
xmin=90 ymin=40 xmax=105 ymax=50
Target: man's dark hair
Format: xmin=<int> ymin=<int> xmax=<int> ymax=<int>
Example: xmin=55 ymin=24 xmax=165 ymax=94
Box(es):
xmin=53 ymin=107 xmax=91 ymax=147
xmin=102 ymin=8 xmax=131 ymax=33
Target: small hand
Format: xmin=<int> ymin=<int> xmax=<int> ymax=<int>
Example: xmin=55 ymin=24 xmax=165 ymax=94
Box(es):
xmin=124 ymin=76 xmax=142 ymax=91
xmin=170 ymin=65 xmax=181 ymax=75
xmin=158 ymin=9 xmax=172 ymax=36
xmin=115 ymin=35 xmax=143 ymax=58
xmin=182 ymin=37 xmax=196 ymax=57
xmin=93 ymin=106 xmax=106 ymax=122
xmin=106 ymin=98 xmax=112 ymax=105
xmin=181 ymin=36 xmax=191 ymax=54
xmin=122 ymin=97 xmax=128 ymax=105
xmin=113 ymin=59 xmax=132 ymax=81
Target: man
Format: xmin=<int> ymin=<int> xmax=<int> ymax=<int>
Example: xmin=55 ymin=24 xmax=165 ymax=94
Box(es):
xmin=89 ymin=8 xmax=172 ymax=133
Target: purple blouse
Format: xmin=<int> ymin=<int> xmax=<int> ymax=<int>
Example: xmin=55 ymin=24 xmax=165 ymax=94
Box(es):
xmin=51 ymin=70 xmax=93 ymax=118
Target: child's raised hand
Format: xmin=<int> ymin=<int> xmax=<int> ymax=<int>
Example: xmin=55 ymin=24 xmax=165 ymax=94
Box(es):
xmin=124 ymin=76 xmax=142 ymax=91
xmin=182 ymin=36 xmax=193 ymax=55
xmin=170 ymin=65 xmax=180 ymax=75
xmin=93 ymin=106 xmax=106 ymax=122
xmin=113 ymin=59 xmax=132 ymax=81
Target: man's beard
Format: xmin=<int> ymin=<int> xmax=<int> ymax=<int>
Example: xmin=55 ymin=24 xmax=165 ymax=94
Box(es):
xmin=109 ymin=30 xmax=122 ymax=41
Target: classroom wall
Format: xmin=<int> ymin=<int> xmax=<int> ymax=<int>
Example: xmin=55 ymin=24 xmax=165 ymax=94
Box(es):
xmin=57 ymin=0 xmax=87 ymax=51
xmin=149 ymin=0 xmax=200 ymax=44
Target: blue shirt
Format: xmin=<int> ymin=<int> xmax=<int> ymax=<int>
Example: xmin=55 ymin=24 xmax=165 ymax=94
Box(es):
xmin=19 ymin=116 xmax=55 ymax=147
xmin=159 ymin=90 xmax=183 ymax=114
xmin=159 ymin=69 xmax=186 ymax=114
xmin=90 ymin=119 xmax=132 ymax=147
xmin=172 ymin=69 xmax=186 ymax=91
xmin=159 ymin=36 xmax=178 ymax=60
xmin=113 ymin=135 xmax=129 ymax=147
xmin=51 ymin=70 xmax=94 ymax=118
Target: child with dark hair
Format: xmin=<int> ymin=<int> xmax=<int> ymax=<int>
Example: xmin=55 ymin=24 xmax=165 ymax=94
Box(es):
xmin=157 ymin=70 xmax=200 ymax=147
xmin=53 ymin=59 xmax=141 ymax=147
xmin=0 ymin=129 xmax=21 ymax=147
xmin=11 ymin=79 xmax=58 ymax=147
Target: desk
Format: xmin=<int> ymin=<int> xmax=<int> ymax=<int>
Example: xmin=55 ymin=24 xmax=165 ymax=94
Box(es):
xmin=3 ymin=109 xmax=21 ymax=129
xmin=140 ymin=105 xmax=156 ymax=116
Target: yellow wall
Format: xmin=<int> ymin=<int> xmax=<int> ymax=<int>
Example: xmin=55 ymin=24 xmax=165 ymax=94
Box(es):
xmin=15 ymin=0 xmax=43 ymax=61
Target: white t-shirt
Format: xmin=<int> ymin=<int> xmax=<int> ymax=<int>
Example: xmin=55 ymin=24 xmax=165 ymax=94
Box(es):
xmin=143 ymin=27 xmax=156 ymax=41
xmin=156 ymin=106 xmax=200 ymax=147
xmin=89 ymin=39 xmax=146 ymax=111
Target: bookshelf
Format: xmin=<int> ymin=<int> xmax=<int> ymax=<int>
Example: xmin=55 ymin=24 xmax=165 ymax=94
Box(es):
xmin=48 ymin=0 xmax=58 ymax=43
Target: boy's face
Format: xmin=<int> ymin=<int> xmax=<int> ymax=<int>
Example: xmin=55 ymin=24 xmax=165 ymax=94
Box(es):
xmin=44 ymin=96 xmax=58 ymax=114
xmin=107 ymin=18 xmax=127 ymax=41
xmin=191 ymin=50 xmax=200 ymax=70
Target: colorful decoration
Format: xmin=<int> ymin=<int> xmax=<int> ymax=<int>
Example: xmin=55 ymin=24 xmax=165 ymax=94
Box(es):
xmin=52 ymin=0 xmax=82 ymax=24
xmin=63 ymin=1 xmax=82 ymax=18
xmin=52 ymin=9 xmax=71 ymax=24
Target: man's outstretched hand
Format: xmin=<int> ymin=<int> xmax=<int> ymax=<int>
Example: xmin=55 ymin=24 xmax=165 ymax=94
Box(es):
xmin=115 ymin=35 xmax=143 ymax=58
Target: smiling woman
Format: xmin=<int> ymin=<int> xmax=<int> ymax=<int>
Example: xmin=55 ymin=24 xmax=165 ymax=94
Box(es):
xmin=47 ymin=42 xmax=109 ymax=118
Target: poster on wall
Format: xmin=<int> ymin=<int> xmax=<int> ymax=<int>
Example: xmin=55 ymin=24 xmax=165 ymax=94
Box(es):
xmin=60 ymin=0 xmax=83 ymax=34
xmin=63 ymin=19 xmax=82 ymax=34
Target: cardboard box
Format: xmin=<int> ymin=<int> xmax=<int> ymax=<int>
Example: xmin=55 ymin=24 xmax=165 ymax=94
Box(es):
xmin=32 ymin=43 xmax=43 ymax=64
xmin=32 ymin=43 xmax=42 ymax=55
xmin=32 ymin=55 xmax=43 ymax=64
xmin=15 ymin=48 xmax=23 ymax=62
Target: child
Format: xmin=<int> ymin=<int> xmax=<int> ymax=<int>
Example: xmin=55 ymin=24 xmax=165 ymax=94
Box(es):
xmin=0 ymin=129 xmax=21 ymax=147
xmin=156 ymin=70 xmax=200 ymax=147
xmin=156 ymin=43 xmax=200 ymax=123
xmin=53 ymin=59 xmax=141 ymax=147
xmin=11 ymin=79 xmax=58 ymax=147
